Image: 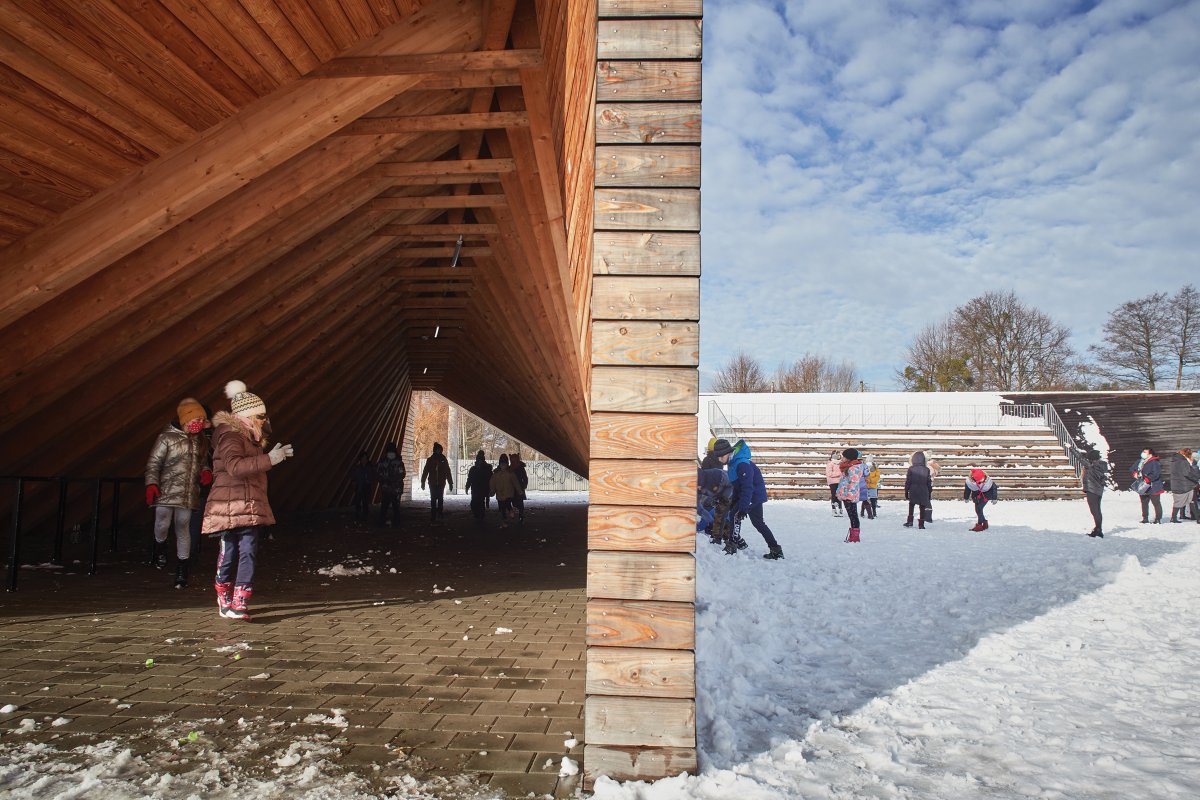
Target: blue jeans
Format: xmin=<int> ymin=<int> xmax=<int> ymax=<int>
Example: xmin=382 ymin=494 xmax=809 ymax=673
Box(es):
xmin=745 ymin=503 xmax=779 ymax=549
xmin=216 ymin=527 xmax=259 ymax=588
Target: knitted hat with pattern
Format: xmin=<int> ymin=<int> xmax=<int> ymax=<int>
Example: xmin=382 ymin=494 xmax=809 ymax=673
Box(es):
xmin=224 ymin=380 xmax=266 ymax=418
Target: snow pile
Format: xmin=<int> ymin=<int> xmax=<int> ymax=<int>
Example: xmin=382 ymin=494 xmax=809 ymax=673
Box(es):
xmin=594 ymin=498 xmax=1200 ymax=799
xmin=315 ymin=563 xmax=376 ymax=577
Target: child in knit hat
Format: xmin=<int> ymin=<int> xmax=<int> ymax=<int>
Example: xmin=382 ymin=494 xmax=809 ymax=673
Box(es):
xmin=200 ymin=380 xmax=294 ymax=620
xmin=144 ymin=397 xmax=212 ymax=588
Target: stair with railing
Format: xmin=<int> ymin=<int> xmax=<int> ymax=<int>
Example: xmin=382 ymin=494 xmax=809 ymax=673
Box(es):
xmin=742 ymin=427 xmax=1080 ymax=500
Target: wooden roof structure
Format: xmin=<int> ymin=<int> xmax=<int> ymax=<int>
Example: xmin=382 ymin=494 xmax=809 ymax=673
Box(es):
xmin=0 ymin=0 xmax=594 ymax=508
xmin=2 ymin=0 xmax=704 ymax=785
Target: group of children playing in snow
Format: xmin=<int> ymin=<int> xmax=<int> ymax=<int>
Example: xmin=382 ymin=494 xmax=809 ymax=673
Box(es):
xmin=697 ymin=440 xmax=1002 ymax=558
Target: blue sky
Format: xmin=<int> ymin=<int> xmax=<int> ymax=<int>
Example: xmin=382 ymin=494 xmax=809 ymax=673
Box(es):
xmin=699 ymin=0 xmax=1200 ymax=389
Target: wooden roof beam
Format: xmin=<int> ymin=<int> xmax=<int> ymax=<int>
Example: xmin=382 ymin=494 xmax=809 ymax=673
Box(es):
xmin=378 ymin=223 xmax=500 ymax=235
xmin=378 ymin=246 xmax=491 ymax=258
xmin=368 ymin=194 xmax=506 ymax=210
xmin=309 ymin=48 xmax=542 ymax=76
xmin=342 ymin=111 xmax=529 ymax=134
xmin=375 ymin=158 xmax=515 ymax=175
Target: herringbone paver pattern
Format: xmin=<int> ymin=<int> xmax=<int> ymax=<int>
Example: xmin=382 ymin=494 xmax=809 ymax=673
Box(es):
xmin=0 ymin=495 xmax=587 ymax=797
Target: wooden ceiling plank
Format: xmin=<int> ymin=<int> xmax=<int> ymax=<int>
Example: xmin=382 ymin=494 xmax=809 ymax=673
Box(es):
xmin=306 ymin=0 xmax=362 ymax=50
xmin=0 ymin=61 xmax=157 ymax=163
xmin=376 ymin=233 xmax=489 ymax=242
xmin=6 ymin=0 xmax=234 ymax=129
xmin=336 ymin=0 xmax=387 ymax=41
xmin=343 ymin=111 xmax=530 ymax=134
xmin=107 ymin=0 xmax=260 ymax=105
xmin=311 ymin=48 xmax=541 ymax=76
xmin=0 ymin=0 xmax=483 ymax=330
xmin=0 ymin=27 xmax=192 ymax=148
xmin=237 ymin=0 xmax=325 ymax=72
xmin=155 ymin=0 xmax=297 ymax=92
xmin=377 ymin=172 xmax=502 ymax=185
xmin=382 ymin=245 xmax=492 ymax=257
xmin=0 ymin=146 xmax=96 ymax=204
xmin=0 ymin=103 xmax=130 ymax=185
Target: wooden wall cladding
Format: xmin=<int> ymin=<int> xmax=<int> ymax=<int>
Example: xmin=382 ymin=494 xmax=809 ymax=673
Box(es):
xmin=586 ymin=0 xmax=702 ymax=784
xmin=588 ymin=504 xmax=695 ymax=551
xmin=586 ymin=696 xmax=696 ymax=747
xmin=593 ymin=231 xmax=700 ymax=275
xmin=591 ymin=320 xmax=699 ymax=366
xmin=596 ymin=103 xmax=702 ymax=144
xmin=587 ymin=598 xmax=695 ymax=649
xmin=590 ymin=412 xmax=699 ymax=459
xmin=587 ymin=552 xmax=696 ymax=602
xmin=586 ymin=647 xmax=695 ymax=697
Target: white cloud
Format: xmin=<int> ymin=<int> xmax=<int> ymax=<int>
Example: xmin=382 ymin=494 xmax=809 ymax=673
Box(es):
xmin=701 ymin=0 xmax=1200 ymax=389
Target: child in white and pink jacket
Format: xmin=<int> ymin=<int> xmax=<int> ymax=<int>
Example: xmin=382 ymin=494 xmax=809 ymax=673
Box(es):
xmin=825 ymin=451 xmax=843 ymax=517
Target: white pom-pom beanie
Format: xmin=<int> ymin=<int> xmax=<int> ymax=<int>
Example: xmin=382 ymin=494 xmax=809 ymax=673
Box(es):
xmin=224 ymin=379 xmax=266 ymax=418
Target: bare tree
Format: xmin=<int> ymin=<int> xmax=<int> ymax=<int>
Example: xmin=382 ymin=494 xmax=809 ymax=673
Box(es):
xmin=772 ymin=354 xmax=860 ymax=392
xmin=1167 ymin=284 xmax=1200 ymax=389
xmin=897 ymin=320 xmax=975 ymax=391
xmin=1089 ymin=293 xmax=1169 ymax=389
xmin=713 ymin=352 xmax=770 ymax=392
xmin=952 ymin=291 xmax=1076 ymax=390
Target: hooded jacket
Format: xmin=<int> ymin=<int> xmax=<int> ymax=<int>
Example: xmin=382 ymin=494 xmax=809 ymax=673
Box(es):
xmin=865 ymin=463 xmax=881 ymax=490
xmin=421 ymin=444 xmax=453 ymax=492
xmin=377 ymin=453 xmax=406 ymax=495
xmin=466 ymin=456 xmax=494 ymax=498
xmin=200 ymin=411 xmax=275 ymax=534
xmin=824 ymin=458 xmax=842 ymax=484
xmin=489 ymin=464 xmax=522 ymax=501
xmin=904 ymin=451 xmax=933 ymax=507
xmin=145 ymin=422 xmax=208 ymax=510
xmin=727 ymin=440 xmax=768 ymax=513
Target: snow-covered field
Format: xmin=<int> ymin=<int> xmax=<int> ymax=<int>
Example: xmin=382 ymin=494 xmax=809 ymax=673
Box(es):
xmin=597 ymin=497 xmax=1200 ymax=799
xmin=4 ymin=497 xmax=1199 ymax=799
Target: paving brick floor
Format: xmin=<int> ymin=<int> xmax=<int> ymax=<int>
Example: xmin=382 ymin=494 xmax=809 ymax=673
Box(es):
xmin=0 ymin=495 xmax=588 ymax=797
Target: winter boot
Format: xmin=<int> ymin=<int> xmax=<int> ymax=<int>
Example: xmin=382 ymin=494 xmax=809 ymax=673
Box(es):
xmin=763 ymin=545 xmax=784 ymax=560
xmin=223 ymin=586 xmax=251 ymax=621
xmin=981 ymin=520 xmax=988 ymax=531
xmin=903 ymin=516 xmax=913 ymax=528
xmin=832 ymin=501 xmax=842 ymax=517
xmin=152 ymin=539 xmax=168 ymax=569
xmin=917 ymin=518 xmax=925 ymax=530
xmin=1087 ymin=530 xmax=1104 ymax=538
xmin=844 ymin=527 xmax=860 ymax=543
xmin=1170 ymin=508 xmax=1181 ymax=523
xmin=970 ymin=521 xmax=985 ymax=532
xmin=173 ymin=558 xmax=190 ymax=589
xmin=214 ymin=581 xmax=233 ymax=616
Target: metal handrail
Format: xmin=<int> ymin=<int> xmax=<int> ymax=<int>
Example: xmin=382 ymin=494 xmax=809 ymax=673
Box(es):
xmin=1041 ymin=403 xmax=1084 ymax=478
xmin=710 ymin=401 xmax=1050 ymax=430
xmin=3 ymin=475 xmax=142 ymax=592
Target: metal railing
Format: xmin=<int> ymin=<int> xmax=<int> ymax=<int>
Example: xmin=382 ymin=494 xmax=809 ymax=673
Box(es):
xmin=3 ymin=475 xmax=142 ymax=592
xmin=709 ymin=401 xmax=1050 ymax=430
xmin=1042 ymin=403 xmax=1085 ymax=478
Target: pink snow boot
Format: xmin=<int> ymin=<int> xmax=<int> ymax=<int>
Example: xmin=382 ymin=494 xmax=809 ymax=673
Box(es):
xmin=215 ymin=581 xmax=233 ymax=616
xmin=223 ymin=585 xmax=252 ymax=621
xmin=845 ymin=527 xmax=860 ymax=543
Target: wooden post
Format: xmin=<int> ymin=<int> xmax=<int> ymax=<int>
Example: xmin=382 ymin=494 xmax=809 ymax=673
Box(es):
xmin=586 ymin=0 xmax=702 ymax=785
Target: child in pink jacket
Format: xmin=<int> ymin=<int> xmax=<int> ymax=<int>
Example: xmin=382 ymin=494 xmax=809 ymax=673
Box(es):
xmin=825 ymin=451 xmax=843 ymax=517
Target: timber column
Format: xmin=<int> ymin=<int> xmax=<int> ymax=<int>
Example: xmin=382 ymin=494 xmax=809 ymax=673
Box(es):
xmin=585 ymin=0 xmax=703 ymax=784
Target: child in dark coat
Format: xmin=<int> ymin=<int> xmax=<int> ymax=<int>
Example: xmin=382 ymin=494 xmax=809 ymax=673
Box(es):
xmin=719 ymin=438 xmax=783 ymax=560
xmin=904 ymin=451 xmax=933 ymax=529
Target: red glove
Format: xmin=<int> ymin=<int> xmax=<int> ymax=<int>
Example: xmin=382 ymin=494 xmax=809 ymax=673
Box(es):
xmin=146 ymin=485 xmax=160 ymax=506
xmin=199 ymin=469 xmax=213 ymax=487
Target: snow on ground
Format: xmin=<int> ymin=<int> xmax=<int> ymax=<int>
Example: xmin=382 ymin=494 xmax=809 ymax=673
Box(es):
xmin=595 ymin=498 xmax=1200 ymax=799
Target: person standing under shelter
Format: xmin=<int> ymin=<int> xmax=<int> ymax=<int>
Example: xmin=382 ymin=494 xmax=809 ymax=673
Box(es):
xmin=465 ymin=451 xmax=494 ymax=521
xmin=202 ymin=380 xmax=294 ymax=621
xmin=145 ymin=397 xmax=212 ymax=588
xmin=375 ymin=442 xmax=405 ymax=527
xmin=489 ymin=454 xmax=522 ymax=529
xmin=421 ymin=442 xmax=453 ymax=523
xmin=350 ymin=450 xmax=375 ymax=522
xmin=1082 ymin=455 xmax=1108 ymax=537
xmin=510 ymin=452 xmax=529 ymax=522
